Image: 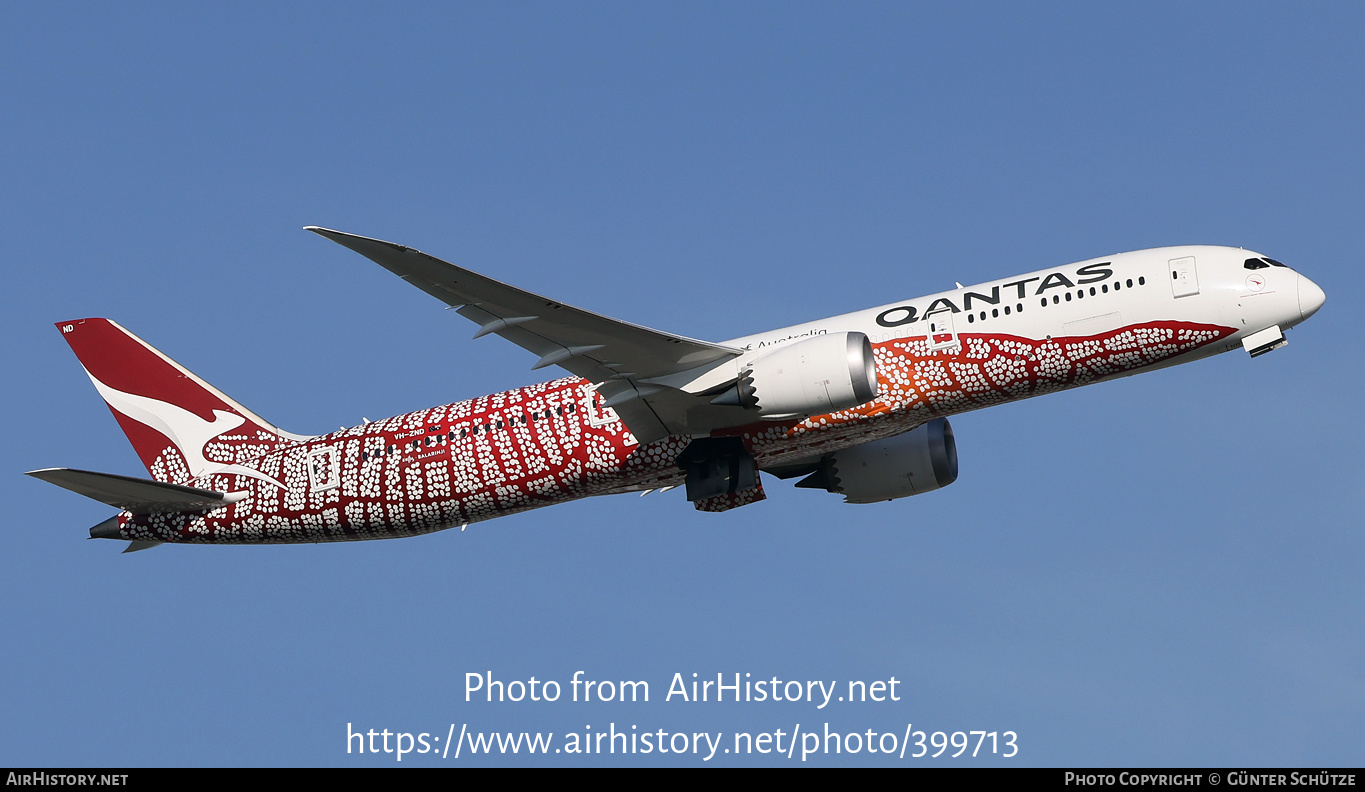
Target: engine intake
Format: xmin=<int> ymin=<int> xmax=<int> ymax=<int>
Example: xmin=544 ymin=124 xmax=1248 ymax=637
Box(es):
xmin=713 ymin=332 xmax=879 ymax=419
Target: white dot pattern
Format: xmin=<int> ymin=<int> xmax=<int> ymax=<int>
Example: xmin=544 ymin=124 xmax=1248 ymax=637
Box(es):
xmin=115 ymin=321 xmax=1233 ymax=542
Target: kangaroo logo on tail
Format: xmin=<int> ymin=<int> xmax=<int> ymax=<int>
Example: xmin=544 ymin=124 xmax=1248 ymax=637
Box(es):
xmin=58 ymin=318 xmax=306 ymax=486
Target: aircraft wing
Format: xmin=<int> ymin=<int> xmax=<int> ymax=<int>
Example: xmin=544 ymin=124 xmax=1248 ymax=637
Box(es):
xmin=308 ymin=228 xmax=747 ymax=443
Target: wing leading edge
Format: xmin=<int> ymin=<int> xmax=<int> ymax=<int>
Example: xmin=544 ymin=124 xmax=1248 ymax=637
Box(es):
xmin=307 ymin=227 xmax=749 ymax=443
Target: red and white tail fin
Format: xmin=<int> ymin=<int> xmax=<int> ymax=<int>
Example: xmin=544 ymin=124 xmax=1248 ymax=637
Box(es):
xmin=56 ymin=318 xmax=309 ymax=485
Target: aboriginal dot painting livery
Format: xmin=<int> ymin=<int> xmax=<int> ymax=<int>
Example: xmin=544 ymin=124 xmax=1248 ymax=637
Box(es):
xmin=29 ymin=230 xmax=1325 ymax=551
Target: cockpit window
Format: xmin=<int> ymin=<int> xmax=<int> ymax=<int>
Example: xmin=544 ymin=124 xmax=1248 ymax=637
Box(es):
xmin=1244 ymin=258 xmax=1269 ymax=270
xmin=1264 ymin=258 xmax=1287 ymax=268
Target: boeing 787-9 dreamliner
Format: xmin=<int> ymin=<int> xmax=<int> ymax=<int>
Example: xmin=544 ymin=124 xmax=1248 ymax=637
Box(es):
xmin=29 ymin=229 xmax=1325 ymax=551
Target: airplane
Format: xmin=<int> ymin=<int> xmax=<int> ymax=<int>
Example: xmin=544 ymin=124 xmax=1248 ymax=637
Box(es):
xmin=28 ymin=229 xmax=1326 ymax=551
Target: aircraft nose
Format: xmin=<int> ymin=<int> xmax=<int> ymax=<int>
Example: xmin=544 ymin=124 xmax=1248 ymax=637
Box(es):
xmin=1298 ymin=274 xmax=1326 ymax=321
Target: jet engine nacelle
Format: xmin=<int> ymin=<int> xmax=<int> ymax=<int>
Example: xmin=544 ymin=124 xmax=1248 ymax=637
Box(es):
xmin=719 ymin=331 xmax=879 ymax=419
xmin=797 ymin=418 xmax=958 ymax=503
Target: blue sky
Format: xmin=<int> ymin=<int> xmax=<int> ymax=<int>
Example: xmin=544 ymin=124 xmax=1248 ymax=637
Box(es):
xmin=2 ymin=3 xmax=1361 ymax=766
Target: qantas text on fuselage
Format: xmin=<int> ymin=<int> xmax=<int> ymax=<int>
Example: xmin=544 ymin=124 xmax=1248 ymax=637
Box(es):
xmin=28 ymin=231 xmax=1325 ymax=550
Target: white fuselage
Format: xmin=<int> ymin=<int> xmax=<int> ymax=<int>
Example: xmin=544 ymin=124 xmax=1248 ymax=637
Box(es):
xmin=729 ymin=245 xmax=1316 ymax=368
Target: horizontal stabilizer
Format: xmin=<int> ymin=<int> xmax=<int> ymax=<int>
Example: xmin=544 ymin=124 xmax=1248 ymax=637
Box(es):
xmin=26 ymin=468 xmax=242 ymax=515
xmin=123 ymin=541 xmax=163 ymax=553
